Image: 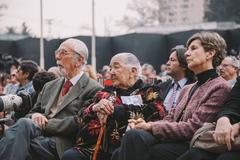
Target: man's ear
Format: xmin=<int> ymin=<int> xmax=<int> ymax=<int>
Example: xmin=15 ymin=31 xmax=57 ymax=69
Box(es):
xmin=76 ymin=56 xmax=84 ymax=67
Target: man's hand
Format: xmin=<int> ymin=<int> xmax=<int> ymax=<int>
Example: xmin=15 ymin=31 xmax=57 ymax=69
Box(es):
xmin=213 ymin=117 xmax=233 ymax=151
xmin=31 ymin=113 xmax=48 ymax=129
xmin=92 ymin=99 xmax=114 ymax=115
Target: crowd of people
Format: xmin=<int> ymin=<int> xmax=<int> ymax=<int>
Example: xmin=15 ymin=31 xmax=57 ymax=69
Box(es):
xmin=0 ymin=31 xmax=239 ymax=160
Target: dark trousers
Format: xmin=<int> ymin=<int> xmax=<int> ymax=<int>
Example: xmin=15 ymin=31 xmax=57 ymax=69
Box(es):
xmin=61 ymin=148 xmax=89 ymax=160
xmin=111 ymin=129 xmax=189 ymax=160
xmin=150 ymin=142 xmax=189 ymax=160
xmin=0 ymin=118 xmax=59 ymax=160
xmin=61 ymin=146 xmax=113 ymax=160
xmin=177 ymin=148 xmax=240 ymax=160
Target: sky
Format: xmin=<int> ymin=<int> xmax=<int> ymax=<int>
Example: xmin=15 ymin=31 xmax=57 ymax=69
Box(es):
xmin=0 ymin=0 xmax=131 ymax=38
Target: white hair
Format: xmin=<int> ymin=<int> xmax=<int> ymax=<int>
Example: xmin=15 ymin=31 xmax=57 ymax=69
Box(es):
xmin=113 ymin=52 xmax=141 ymax=77
xmin=60 ymin=38 xmax=88 ymax=64
xmin=226 ymin=56 xmax=240 ymax=69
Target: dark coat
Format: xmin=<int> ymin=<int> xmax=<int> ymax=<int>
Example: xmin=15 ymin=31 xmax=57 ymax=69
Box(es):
xmin=217 ymin=76 xmax=240 ymax=123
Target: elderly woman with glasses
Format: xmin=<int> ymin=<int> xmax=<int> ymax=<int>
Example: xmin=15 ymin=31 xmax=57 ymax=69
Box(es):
xmin=61 ymin=52 xmax=165 ymax=160
xmin=111 ymin=32 xmax=231 ymax=160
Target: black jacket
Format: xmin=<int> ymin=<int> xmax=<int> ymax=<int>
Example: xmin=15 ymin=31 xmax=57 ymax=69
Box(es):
xmin=217 ymin=76 xmax=240 ymax=123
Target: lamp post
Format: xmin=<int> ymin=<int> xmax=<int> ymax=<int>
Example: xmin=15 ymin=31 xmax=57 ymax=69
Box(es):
xmin=40 ymin=0 xmax=45 ymax=69
xmin=91 ymin=0 xmax=96 ymax=71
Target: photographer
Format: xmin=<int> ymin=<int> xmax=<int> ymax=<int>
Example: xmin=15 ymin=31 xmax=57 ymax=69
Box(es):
xmin=0 ymin=60 xmax=39 ymax=120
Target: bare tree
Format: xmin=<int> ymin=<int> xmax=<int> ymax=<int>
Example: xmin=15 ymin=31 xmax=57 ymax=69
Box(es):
xmin=0 ymin=3 xmax=7 ymax=19
xmin=21 ymin=22 xmax=31 ymax=36
xmin=6 ymin=26 xmax=17 ymax=34
xmin=118 ymin=0 xmax=169 ymax=30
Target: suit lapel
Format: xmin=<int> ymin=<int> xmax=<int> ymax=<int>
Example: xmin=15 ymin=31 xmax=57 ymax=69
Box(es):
xmin=56 ymin=74 xmax=89 ymax=114
xmin=163 ymin=80 xmax=173 ymax=99
xmin=45 ymin=78 xmax=65 ymax=115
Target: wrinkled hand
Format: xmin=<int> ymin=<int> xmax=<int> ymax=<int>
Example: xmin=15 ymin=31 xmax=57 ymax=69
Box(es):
xmin=127 ymin=119 xmax=137 ymax=131
xmin=93 ymin=99 xmax=114 ymax=126
xmin=127 ymin=118 xmax=152 ymax=132
xmin=231 ymin=123 xmax=240 ymax=139
xmin=31 ymin=113 xmax=48 ymax=129
xmin=92 ymin=99 xmax=114 ymax=115
xmin=213 ymin=117 xmax=234 ymax=150
xmin=97 ymin=112 xmax=108 ymax=126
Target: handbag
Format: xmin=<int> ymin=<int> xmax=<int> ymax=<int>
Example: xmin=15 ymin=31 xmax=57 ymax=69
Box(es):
xmin=190 ymin=122 xmax=240 ymax=153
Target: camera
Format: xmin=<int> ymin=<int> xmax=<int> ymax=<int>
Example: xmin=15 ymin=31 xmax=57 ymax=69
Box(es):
xmin=0 ymin=94 xmax=22 ymax=111
xmin=0 ymin=90 xmax=33 ymax=113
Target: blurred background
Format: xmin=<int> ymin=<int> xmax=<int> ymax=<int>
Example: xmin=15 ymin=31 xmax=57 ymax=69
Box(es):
xmin=0 ymin=0 xmax=240 ymax=72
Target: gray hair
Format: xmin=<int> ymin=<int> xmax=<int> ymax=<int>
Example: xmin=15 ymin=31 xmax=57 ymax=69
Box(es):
xmin=113 ymin=52 xmax=141 ymax=77
xmin=187 ymin=32 xmax=227 ymax=68
xmin=47 ymin=66 xmax=63 ymax=78
xmin=142 ymin=63 xmax=155 ymax=73
xmin=225 ymin=56 xmax=240 ymax=69
xmin=60 ymin=38 xmax=88 ymax=64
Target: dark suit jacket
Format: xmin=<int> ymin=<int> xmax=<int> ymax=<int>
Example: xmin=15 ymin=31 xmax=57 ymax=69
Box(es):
xmin=158 ymin=78 xmax=195 ymax=100
xmin=27 ymin=73 xmax=103 ymax=157
xmin=217 ymin=76 xmax=240 ymax=123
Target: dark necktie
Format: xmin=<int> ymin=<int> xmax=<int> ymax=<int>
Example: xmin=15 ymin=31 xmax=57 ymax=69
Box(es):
xmin=62 ymin=80 xmax=72 ymax=96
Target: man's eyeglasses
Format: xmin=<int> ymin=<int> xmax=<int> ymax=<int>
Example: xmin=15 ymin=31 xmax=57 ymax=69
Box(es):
xmin=55 ymin=49 xmax=71 ymax=57
xmin=220 ymin=64 xmax=234 ymax=68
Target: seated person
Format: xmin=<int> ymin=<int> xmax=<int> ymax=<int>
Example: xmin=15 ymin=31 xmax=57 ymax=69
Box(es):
xmin=159 ymin=45 xmax=195 ymax=113
xmin=32 ymin=71 xmax=57 ymax=103
xmin=0 ymin=71 xmax=57 ymax=135
xmin=4 ymin=68 xmax=19 ymax=94
xmin=13 ymin=71 xmax=57 ymax=120
xmin=141 ymin=63 xmax=160 ymax=85
xmin=219 ymin=56 xmax=239 ymax=87
xmin=62 ymin=52 xmax=165 ymax=160
xmin=177 ymin=76 xmax=240 ymax=160
xmin=0 ymin=38 xmax=102 ymax=160
xmin=111 ymin=32 xmax=231 ymax=160
xmin=12 ymin=60 xmax=39 ymax=95
xmin=0 ymin=61 xmax=39 ymax=123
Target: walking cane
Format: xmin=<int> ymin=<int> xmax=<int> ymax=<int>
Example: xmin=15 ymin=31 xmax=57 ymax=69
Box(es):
xmin=92 ymin=92 xmax=116 ymax=160
xmin=92 ymin=124 xmax=105 ymax=160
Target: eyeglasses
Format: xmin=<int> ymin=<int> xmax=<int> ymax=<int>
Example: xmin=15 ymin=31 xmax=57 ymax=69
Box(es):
xmin=55 ymin=49 xmax=72 ymax=57
xmin=220 ymin=64 xmax=234 ymax=68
